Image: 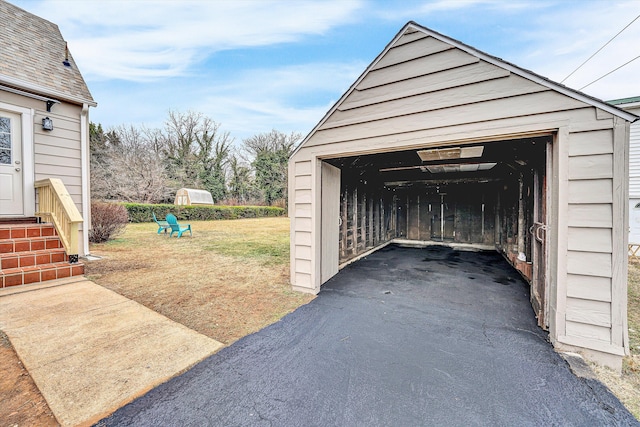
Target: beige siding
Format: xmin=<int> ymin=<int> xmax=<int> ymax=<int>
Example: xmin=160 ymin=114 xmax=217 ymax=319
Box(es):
xmin=324 ymin=75 xmax=547 ymax=130
xmin=341 ymin=62 xmax=510 ymax=111
xmin=34 ymin=102 xmax=87 ymax=255
xmin=567 ymin=179 xmax=612 ymax=203
xmin=290 ymin=159 xmax=314 ymax=291
xmin=371 ymin=36 xmax=452 ymax=70
xmin=567 ymin=227 xmax=612 ymax=252
xmin=289 ymin=26 xmax=629 ymax=363
xmin=2 ymin=89 xmax=89 ymax=255
xmin=566 ymin=320 xmax=611 ymax=342
xmin=311 ymin=91 xmax=587 ymax=146
xmin=566 ymin=298 xmax=611 ymax=327
xmin=358 ymin=48 xmax=479 ymax=90
xmin=567 ymin=275 xmax=611 ymax=302
xmin=561 ymin=128 xmax=616 ymax=345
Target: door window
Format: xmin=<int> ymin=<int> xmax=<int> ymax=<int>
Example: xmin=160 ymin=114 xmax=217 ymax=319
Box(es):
xmin=0 ymin=117 xmax=11 ymax=165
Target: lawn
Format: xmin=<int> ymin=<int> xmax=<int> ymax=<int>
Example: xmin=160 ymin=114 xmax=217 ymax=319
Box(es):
xmin=85 ymin=217 xmax=313 ymax=345
xmin=590 ymin=261 xmax=640 ymax=419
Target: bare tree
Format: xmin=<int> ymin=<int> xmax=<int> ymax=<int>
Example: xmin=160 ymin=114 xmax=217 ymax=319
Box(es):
xmin=227 ymin=154 xmax=254 ymax=204
xmin=90 ymin=123 xmax=173 ymax=203
xmin=161 ymin=111 xmax=232 ymax=201
xmin=243 ymin=130 xmax=300 ymax=206
xmin=108 ymin=125 xmax=173 ymax=203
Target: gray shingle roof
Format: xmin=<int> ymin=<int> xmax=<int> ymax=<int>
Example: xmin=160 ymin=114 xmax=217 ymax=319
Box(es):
xmin=0 ymin=0 xmax=95 ymax=105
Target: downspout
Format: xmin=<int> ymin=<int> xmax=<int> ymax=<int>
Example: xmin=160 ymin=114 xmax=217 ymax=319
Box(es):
xmin=80 ymin=103 xmax=90 ymax=256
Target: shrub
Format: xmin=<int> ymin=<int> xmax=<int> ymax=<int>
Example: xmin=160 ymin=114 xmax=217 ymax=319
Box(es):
xmin=89 ymin=201 xmax=129 ymax=243
xmin=121 ymin=203 xmax=285 ymax=223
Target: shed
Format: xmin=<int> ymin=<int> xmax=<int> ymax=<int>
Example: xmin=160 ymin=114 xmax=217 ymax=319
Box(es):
xmin=174 ymin=188 xmax=214 ymax=206
xmin=289 ymin=21 xmax=638 ymax=369
xmin=609 ymin=97 xmax=640 ymax=243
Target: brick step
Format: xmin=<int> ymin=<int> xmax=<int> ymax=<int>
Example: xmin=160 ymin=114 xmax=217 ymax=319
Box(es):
xmin=0 ymin=236 xmax=63 ymax=254
xmin=0 ymin=223 xmax=57 ymax=240
xmin=0 ymin=248 xmax=67 ymax=269
xmin=0 ymin=217 xmax=39 ymax=225
xmin=1 ymin=261 xmax=84 ymax=287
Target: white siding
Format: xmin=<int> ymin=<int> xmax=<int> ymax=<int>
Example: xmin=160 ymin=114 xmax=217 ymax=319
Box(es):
xmin=625 ymin=105 xmax=640 ymax=243
xmin=629 ymin=116 xmax=640 ymax=197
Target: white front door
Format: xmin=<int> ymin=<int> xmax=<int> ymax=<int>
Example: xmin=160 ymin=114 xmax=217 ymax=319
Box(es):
xmin=0 ymin=111 xmax=24 ymax=216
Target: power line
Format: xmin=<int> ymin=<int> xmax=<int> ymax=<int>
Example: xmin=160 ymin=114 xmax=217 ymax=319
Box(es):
xmin=579 ymin=53 xmax=640 ymax=90
xmin=561 ymin=13 xmax=640 ymax=83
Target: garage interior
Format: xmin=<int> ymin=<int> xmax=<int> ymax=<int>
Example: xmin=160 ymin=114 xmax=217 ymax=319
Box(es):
xmin=324 ymin=135 xmax=551 ymax=325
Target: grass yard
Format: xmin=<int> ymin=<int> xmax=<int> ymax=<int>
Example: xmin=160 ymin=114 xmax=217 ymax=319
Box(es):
xmin=85 ymin=217 xmax=313 ymax=345
xmin=590 ymin=260 xmax=640 ymax=419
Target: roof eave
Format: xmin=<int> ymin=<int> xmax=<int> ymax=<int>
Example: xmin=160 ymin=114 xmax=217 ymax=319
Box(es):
xmin=291 ymin=21 xmax=639 ymax=160
xmin=0 ymin=74 xmax=97 ymax=108
xmin=291 ymin=22 xmax=413 ymax=158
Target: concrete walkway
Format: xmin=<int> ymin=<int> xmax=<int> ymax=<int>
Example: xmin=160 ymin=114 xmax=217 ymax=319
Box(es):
xmin=0 ymin=277 xmax=223 ymax=427
xmin=99 ymin=245 xmax=638 ymax=426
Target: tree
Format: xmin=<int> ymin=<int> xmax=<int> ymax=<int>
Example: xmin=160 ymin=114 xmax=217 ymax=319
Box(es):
xmin=243 ymin=130 xmax=300 ymax=206
xmin=194 ymin=117 xmax=232 ymax=202
xmin=105 ymin=125 xmax=173 ymax=203
xmin=89 ymin=122 xmax=172 ymax=203
xmin=227 ymin=155 xmax=253 ymax=204
xmin=160 ymin=111 xmax=232 ymax=201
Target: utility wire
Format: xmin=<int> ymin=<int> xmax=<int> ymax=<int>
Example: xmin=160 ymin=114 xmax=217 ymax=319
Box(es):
xmin=561 ymin=13 xmax=640 ymax=83
xmin=579 ymin=53 xmax=640 ymax=90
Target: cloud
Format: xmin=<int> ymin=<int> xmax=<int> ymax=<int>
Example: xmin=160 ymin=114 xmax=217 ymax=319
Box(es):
xmin=21 ymin=0 xmax=365 ymax=81
xmin=371 ymin=0 xmax=545 ymax=23
xmin=506 ymin=1 xmax=640 ymax=100
xmin=87 ymin=60 xmax=366 ymax=140
xmin=193 ymin=61 xmax=367 ymax=139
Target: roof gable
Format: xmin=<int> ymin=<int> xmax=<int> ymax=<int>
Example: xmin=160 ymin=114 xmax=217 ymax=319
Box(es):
xmin=0 ymin=0 xmax=95 ymax=106
xmin=294 ymin=21 xmax=636 ymax=155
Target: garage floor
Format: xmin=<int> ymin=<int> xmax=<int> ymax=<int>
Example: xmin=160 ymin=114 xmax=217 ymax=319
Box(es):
xmin=98 ymin=245 xmax=638 ymax=426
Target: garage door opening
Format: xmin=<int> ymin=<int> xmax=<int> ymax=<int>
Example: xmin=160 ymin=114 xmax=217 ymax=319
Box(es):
xmin=323 ymin=135 xmax=551 ymax=327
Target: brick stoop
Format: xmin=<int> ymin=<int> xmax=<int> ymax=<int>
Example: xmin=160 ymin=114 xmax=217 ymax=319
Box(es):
xmin=0 ymin=223 xmax=84 ymax=288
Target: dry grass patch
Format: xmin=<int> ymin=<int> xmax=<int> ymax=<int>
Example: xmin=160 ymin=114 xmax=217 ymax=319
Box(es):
xmin=86 ymin=217 xmax=313 ymax=345
xmin=589 ymin=259 xmax=640 ymax=419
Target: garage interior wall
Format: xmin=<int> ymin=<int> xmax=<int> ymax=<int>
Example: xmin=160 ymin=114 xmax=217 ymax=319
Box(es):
xmin=289 ymin=22 xmax=635 ymax=368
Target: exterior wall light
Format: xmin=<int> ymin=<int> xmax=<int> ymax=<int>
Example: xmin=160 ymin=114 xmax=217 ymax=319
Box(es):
xmin=42 ymin=117 xmax=54 ymax=131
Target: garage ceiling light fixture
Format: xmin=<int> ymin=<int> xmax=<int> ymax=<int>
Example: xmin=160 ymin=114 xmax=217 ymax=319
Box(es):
xmin=417 ymin=146 xmax=484 ymax=162
xmin=423 ymin=162 xmax=497 ymax=174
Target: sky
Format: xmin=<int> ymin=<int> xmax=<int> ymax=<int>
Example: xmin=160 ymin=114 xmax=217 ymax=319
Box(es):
xmin=11 ymin=0 xmax=640 ymax=142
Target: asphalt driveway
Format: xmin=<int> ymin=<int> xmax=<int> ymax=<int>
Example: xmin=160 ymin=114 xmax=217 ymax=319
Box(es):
xmin=98 ymin=245 xmax=638 ymax=426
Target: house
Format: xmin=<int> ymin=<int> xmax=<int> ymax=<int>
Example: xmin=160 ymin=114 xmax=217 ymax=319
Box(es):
xmin=608 ymin=97 xmax=640 ymax=243
xmin=1 ymin=0 xmax=96 ymax=285
xmin=289 ymin=21 xmax=638 ymax=369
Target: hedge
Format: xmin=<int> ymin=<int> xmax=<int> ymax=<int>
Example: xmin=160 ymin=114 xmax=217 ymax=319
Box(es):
xmin=121 ymin=203 xmax=285 ymax=223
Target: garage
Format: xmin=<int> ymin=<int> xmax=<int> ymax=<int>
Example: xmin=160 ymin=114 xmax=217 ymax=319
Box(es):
xmin=288 ymin=21 xmax=637 ymax=368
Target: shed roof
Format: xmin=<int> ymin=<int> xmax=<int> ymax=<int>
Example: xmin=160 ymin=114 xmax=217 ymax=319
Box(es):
xmin=294 ymin=21 xmax=637 ymax=157
xmin=176 ymin=188 xmax=214 ymax=204
xmin=0 ymin=0 xmax=95 ymax=106
xmin=608 ymin=96 xmax=640 ymax=107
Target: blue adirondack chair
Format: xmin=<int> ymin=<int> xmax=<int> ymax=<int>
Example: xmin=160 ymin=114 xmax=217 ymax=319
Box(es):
xmin=152 ymin=212 xmax=170 ymax=234
xmin=166 ymin=214 xmax=192 ymax=238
